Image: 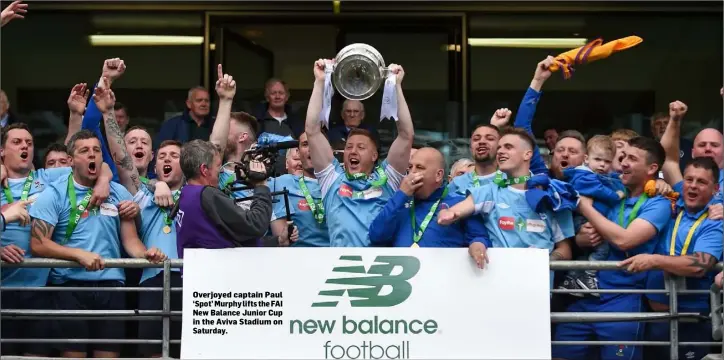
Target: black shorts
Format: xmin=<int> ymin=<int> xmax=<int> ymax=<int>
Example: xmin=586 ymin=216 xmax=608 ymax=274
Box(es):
xmin=138 ymin=271 xmax=183 ymax=357
xmin=53 ymin=280 xmax=126 ymax=354
xmin=0 ymin=289 xmax=53 ymax=356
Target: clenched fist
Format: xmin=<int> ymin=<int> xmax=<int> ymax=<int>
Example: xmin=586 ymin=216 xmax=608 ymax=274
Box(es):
xmin=102 ymin=58 xmax=126 ymax=82
xmin=669 ymin=100 xmax=687 ymax=122
xmin=490 ymin=108 xmax=512 ymax=128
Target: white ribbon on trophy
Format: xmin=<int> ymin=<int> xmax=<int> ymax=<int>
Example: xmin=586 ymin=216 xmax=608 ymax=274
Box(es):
xmin=379 ymin=70 xmax=398 ymax=121
xmin=320 ymin=60 xmax=335 ymax=129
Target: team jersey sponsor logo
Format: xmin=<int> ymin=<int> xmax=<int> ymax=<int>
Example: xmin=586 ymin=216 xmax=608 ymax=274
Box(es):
xmin=99 ymin=203 xmax=119 ymax=217
xmin=297 ymin=199 xmax=311 ymax=211
xmin=498 ymin=216 xmax=515 ymax=230
xmin=526 ymin=219 xmax=546 ymax=233
xmin=515 ymin=218 xmax=526 ymax=231
xmin=338 ymin=184 xmax=353 ymax=198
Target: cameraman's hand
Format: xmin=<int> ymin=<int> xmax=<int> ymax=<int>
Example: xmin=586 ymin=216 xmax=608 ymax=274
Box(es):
xmin=248 ymin=160 xmax=268 ymax=186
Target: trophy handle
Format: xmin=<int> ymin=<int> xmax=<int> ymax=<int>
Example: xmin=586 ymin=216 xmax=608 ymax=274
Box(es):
xmin=381 ymin=66 xmax=392 ymax=77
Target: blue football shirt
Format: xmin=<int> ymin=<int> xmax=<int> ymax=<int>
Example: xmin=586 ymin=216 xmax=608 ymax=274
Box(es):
xmin=268 ymin=174 xmax=330 ymax=247
xmin=133 ymin=187 xmax=181 ymax=283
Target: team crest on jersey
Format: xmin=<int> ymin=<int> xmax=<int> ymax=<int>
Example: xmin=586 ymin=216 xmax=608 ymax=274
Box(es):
xmin=339 ymin=184 xmax=353 ymax=198
xmin=297 ymin=199 xmax=311 ymax=211
xmin=34 ymin=180 xmax=42 ymax=189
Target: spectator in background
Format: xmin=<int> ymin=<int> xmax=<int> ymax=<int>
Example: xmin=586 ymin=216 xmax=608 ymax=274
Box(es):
xmin=544 ymin=128 xmax=559 ymax=152
xmin=610 ymin=128 xmax=639 ymax=173
xmin=113 ymin=102 xmax=130 ymax=133
xmin=327 ymin=100 xmax=381 ymax=148
xmin=253 ymin=78 xmax=303 ymax=138
xmin=448 ymin=158 xmax=474 ymax=182
xmin=285 ymin=148 xmax=303 ymax=176
xmin=650 ymin=112 xmax=692 ymax=173
xmin=0 ymin=89 xmax=17 ymax=128
xmin=43 ymin=143 xmax=70 ymax=169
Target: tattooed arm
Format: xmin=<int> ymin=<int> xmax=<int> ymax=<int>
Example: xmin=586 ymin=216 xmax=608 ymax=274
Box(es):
xmin=620 ymin=252 xmax=718 ymax=278
xmin=102 ymin=102 xmax=142 ymax=195
xmin=30 ymin=219 xmax=106 ymax=270
xmin=551 ymin=239 xmax=572 ymax=261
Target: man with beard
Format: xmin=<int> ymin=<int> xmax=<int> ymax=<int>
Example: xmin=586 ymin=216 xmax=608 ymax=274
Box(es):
xmin=550 ymin=130 xmax=587 ymax=181
xmin=0 ymin=123 xmax=113 ymax=357
xmin=661 ymin=100 xmax=724 ymax=202
xmin=29 ymin=130 xmax=166 ymax=359
xmin=621 ymin=157 xmax=722 ymax=360
xmin=552 ymin=137 xmax=672 ymax=360
xmin=93 ymin=83 xmax=185 ymax=357
xmin=448 ymin=57 xmax=553 ymax=195
xmin=268 ymin=132 xmax=327 ymax=247
xmin=369 ymin=147 xmax=490 ymax=250
xmin=305 ymin=59 xmax=413 ymax=247
xmin=437 ymin=128 xmax=574 ymax=272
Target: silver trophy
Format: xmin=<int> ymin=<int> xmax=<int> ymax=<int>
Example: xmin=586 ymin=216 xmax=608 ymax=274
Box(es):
xmin=331 ymin=43 xmax=389 ymax=101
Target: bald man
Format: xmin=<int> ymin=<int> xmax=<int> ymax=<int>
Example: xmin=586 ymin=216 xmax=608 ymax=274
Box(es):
xmin=327 ymin=99 xmax=380 ymax=146
xmin=660 ymin=101 xmax=724 ymax=200
xmin=369 ymin=147 xmax=490 ymax=248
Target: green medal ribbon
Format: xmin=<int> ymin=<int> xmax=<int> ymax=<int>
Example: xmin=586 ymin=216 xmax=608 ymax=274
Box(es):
xmin=493 ymin=171 xmax=530 ymax=188
xmin=64 ymin=173 xmax=93 ymax=244
xmin=618 ymin=192 xmax=648 ymax=228
xmin=471 ymin=171 xmax=481 ymax=188
xmin=140 ymin=176 xmax=149 ymax=184
xmin=345 ymin=166 xmax=387 ymax=188
xmin=161 ymin=190 xmax=182 ymax=225
xmin=410 ymin=187 xmax=448 ymax=245
xmin=2 ymin=171 xmax=35 ymax=204
xmin=298 ymin=177 xmax=325 ymax=224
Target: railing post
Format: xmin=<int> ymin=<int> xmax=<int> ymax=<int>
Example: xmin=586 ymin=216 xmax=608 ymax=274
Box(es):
xmin=162 ymin=260 xmax=171 ymax=358
xmin=668 ymin=275 xmax=679 ymax=360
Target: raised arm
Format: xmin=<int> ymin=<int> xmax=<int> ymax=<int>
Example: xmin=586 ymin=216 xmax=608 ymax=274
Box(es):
xmin=305 ymin=60 xmax=335 ymax=172
xmin=93 ymin=77 xmax=142 ymax=195
xmin=660 ymin=101 xmax=687 ymax=184
xmin=65 ymin=83 xmax=88 ymax=145
xmin=385 ymin=65 xmax=414 ymax=174
xmin=209 ymin=64 xmax=236 ymax=151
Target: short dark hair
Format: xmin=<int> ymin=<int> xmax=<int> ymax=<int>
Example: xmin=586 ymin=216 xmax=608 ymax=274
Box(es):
xmin=556 ymin=130 xmax=586 ymax=148
xmin=347 ymin=128 xmax=379 ymax=151
xmin=501 ymin=127 xmax=536 ymax=150
xmin=113 ymin=102 xmax=128 ymax=112
xmin=66 ymin=130 xmax=99 ymax=155
xmin=1 ymin=122 xmax=31 ymax=146
xmin=685 ymin=157 xmax=721 ymax=184
xmin=650 ymin=112 xmax=668 ymax=124
xmin=230 ymin=112 xmax=259 ymax=140
xmin=43 ymin=142 xmax=68 ymax=164
xmin=158 ymin=140 xmax=183 ymax=152
xmin=627 ymin=136 xmax=665 ymax=170
xmin=472 ymin=124 xmax=501 ymax=136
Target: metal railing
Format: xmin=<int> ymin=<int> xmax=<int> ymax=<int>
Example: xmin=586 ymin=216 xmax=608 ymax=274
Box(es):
xmin=1 ymin=259 xmax=722 ymax=359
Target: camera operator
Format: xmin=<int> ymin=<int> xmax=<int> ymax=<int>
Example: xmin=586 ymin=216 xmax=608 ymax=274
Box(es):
xmin=175 ymin=140 xmax=271 ymax=257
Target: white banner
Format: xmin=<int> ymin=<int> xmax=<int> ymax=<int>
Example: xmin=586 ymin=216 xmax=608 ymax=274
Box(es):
xmin=181 ymin=248 xmax=552 ymax=359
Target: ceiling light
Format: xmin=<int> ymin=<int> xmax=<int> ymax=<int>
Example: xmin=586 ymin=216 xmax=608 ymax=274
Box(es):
xmin=467 ymin=38 xmax=588 ymax=49
xmin=89 ymin=35 xmax=204 ymax=46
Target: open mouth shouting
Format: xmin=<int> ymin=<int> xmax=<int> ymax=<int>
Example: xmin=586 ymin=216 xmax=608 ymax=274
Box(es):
xmin=559 ymin=160 xmax=569 ymax=169
xmin=20 ymin=151 xmax=29 ymax=161
xmin=162 ymin=164 xmax=173 ymax=176
xmin=134 ymin=151 xmax=145 ymax=160
xmin=685 ymin=190 xmax=699 ymax=202
xmin=88 ymin=161 xmax=98 ymax=175
xmin=348 ymin=157 xmax=361 ymax=171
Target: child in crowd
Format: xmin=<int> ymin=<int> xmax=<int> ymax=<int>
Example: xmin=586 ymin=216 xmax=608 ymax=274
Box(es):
xmin=559 ymin=135 xmax=625 ymax=295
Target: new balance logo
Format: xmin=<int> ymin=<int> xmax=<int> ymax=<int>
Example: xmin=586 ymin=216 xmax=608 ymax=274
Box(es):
xmin=312 ymin=255 xmax=420 ymax=308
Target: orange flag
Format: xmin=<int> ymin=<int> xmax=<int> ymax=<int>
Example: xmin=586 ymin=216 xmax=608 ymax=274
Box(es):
xmin=549 ymin=36 xmax=643 ymax=79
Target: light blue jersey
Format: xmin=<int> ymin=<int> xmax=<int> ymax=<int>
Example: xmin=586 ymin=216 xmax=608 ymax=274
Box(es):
xmin=447 ymin=170 xmax=496 ymax=196
xmin=268 ymin=174 xmax=329 ymax=247
xmin=467 ymin=183 xmax=575 ymax=251
xmin=317 ymin=159 xmax=404 ymax=247
xmin=1 ymin=167 xmax=72 ymax=286
xmin=133 ymin=187 xmax=181 ymax=283
xmin=29 ymin=176 xmax=133 ymax=284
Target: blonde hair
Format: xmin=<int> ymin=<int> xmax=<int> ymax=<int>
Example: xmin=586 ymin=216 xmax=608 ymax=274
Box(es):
xmin=586 ymin=135 xmax=615 ymax=159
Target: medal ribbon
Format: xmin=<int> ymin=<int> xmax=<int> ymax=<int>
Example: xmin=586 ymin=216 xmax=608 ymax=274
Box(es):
xmin=162 ymin=190 xmax=182 ymax=226
xmin=2 ymin=171 xmax=34 ymax=204
xmin=617 ymin=192 xmax=648 ymax=228
xmin=493 ymin=171 xmax=530 ymax=188
xmin=410 ymin=187 xmax=448 ymax=245
xmin=298 ymin=177 xmax=325 ymax=224
xmin=64 ymin=173 xmax=93 ymax=244
xmin=140 ymin=176 xmax=149 ymax=184
xmin=669 ymin=210 xmax=708 ymax=256
xmin=345 ymin=166 xmax=387 ymax=188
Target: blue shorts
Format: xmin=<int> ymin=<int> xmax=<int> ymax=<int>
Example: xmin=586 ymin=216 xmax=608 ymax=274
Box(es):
xmin=53 ymin=280 xmax=126 ymax=354
xmin=645 ymin=312 xmax=714 ymax=360
xmin=553 ymin=294 xmax=645 ymax=360
xmin=0 ymin=289 xmax=53 ymax=356
xmin=137 ymin=271 xmax=183 ymax=357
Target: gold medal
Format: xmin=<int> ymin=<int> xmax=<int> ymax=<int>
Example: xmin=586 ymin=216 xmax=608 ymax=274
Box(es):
xmin=411 ymin=243 xmax=420 ymax=248
xmin=163 ymin=225 xmax=171 ymax=234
